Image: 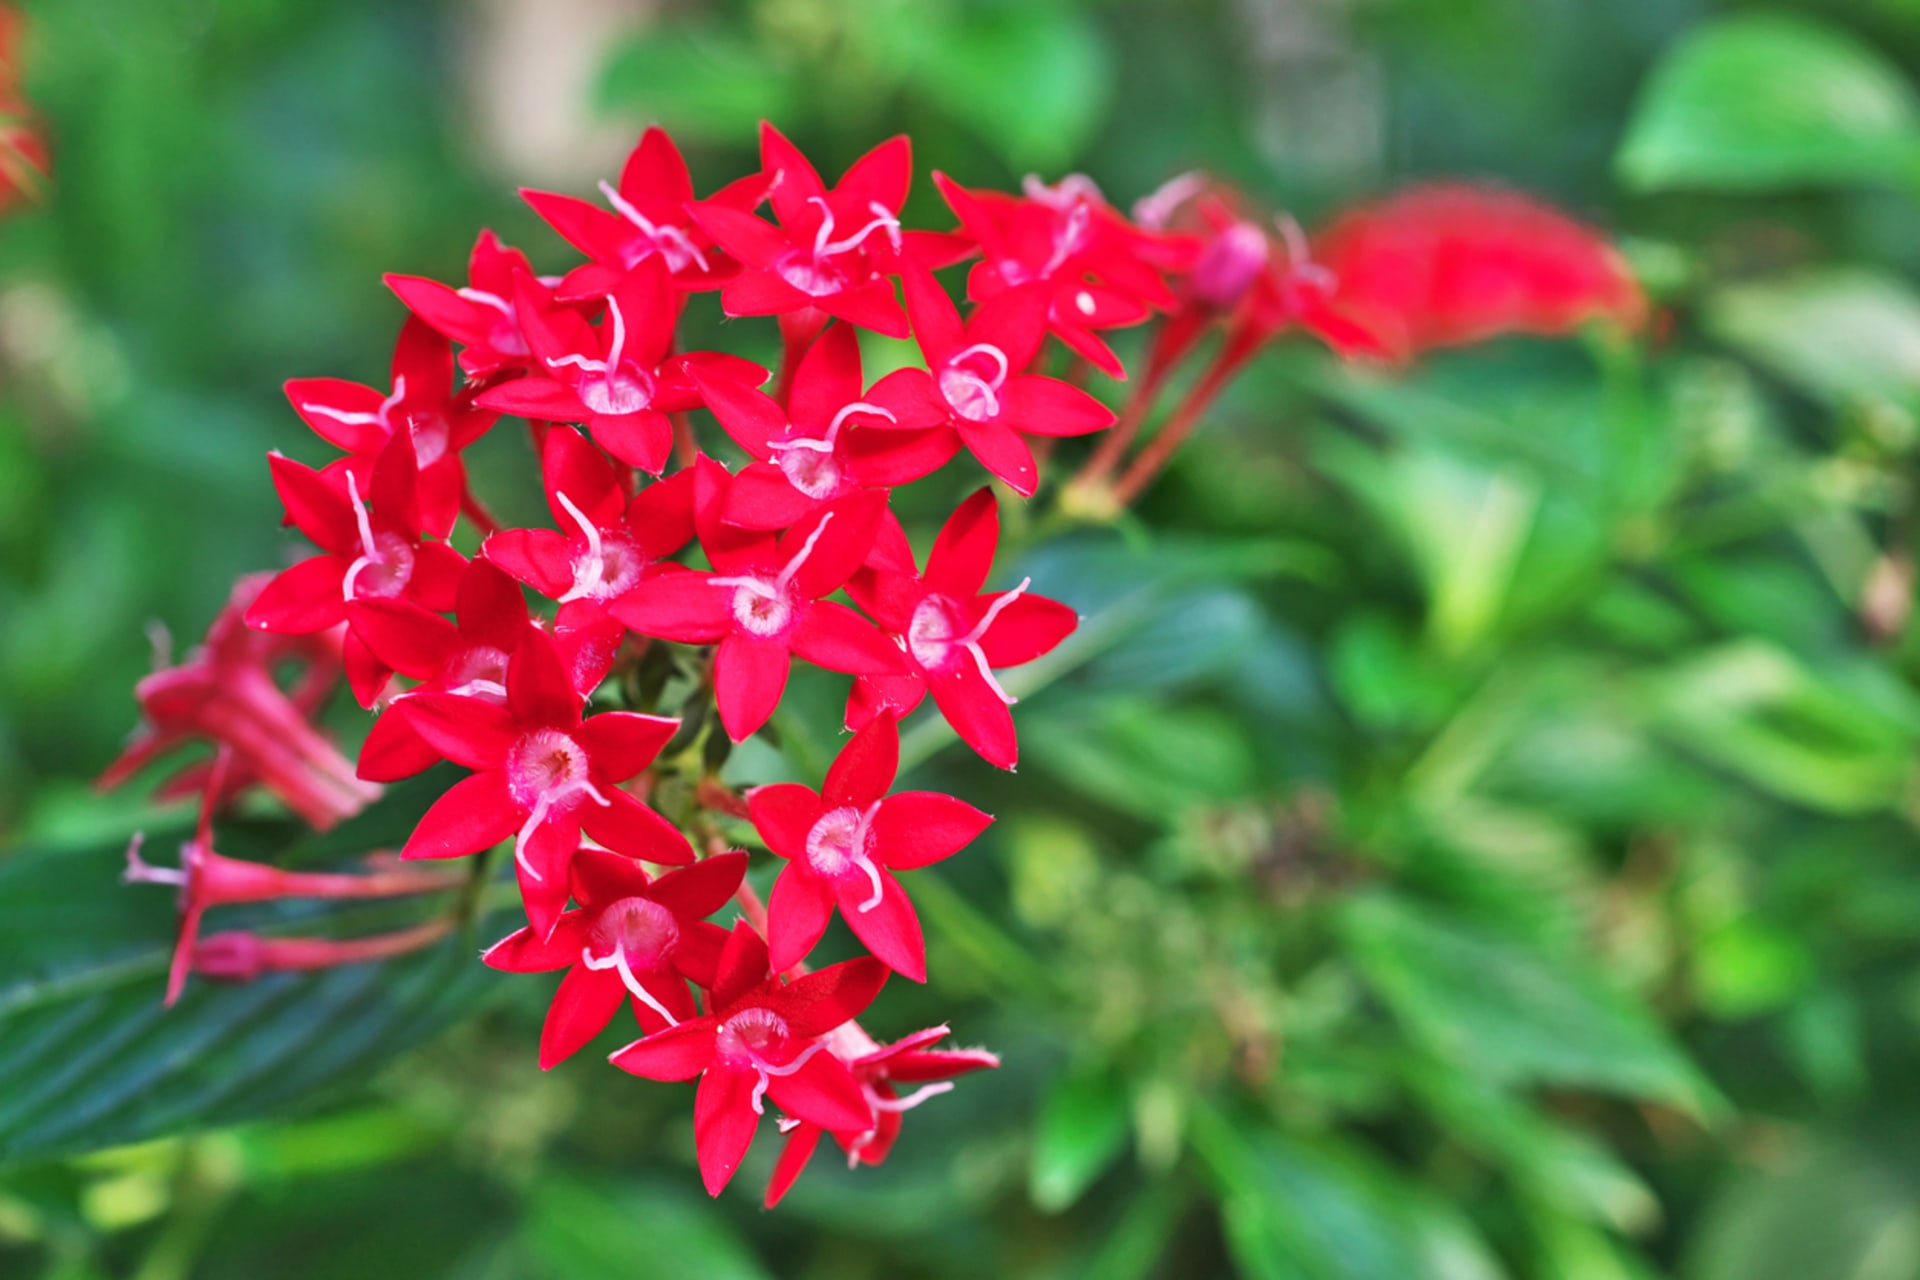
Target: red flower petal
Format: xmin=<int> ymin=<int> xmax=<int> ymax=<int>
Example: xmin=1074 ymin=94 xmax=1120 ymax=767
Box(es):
xmin=1000 ymin=376 xmax=1116 ymax=437
xmin=747 ymin=784 xmax=824 ymax=861
xmin=770 ymin=956 xmax=890 ymax=1039
xmin=612 ymin=570 xmax=732 ymax=642
xmin=957 ymin=420 xmax=1038 ymax=497
xmin=610 ymin=1019 xmax=716 ymax=1081
xmin=823 ymin=712 xmax=898 ymax=809
xmin=764 ymin=1048 xmax=873 ymax=1133
xmin=926 ymin=661 xmax=1018 ymax=771
xmin=767 ymin=864 xmax=836 ymax=974
xmin=695 ymin=1066 xmax=762 ymax=1196
xmin=873 ymin=792 xmax=992 ymax=870
xmin=401 ymin=770 xmax=519 ymax=860
xmin=577 ymin=711 xmax=681 ymax=782
xmin=924 ymin=488 xmax=999 ymax=600
xmin=976 ymin=593 xmax=1078 ymax=668
xmin=789 ymin=600 xmax=904 ymax=676
xmin=836 ymin=868 xmax=926 ymax=982
xmin=538 ymin=964 xmax=625 ymax=1070
xmin=765 ymin=1123 xmax=824 ymax=1209
xmin=648 ymin=851 xmax=750 ymax=921
xmin=509 ymin=628 xmax=582 ymax=728
xmin=245 ymin=555 xmax=348 ymax=635
xmin=714 ymin=634 xmax=791 ymax=742
xmin=395 ymin=694 xmax=519 ymax=770
xmin=483 ymin=912 xmax=590 ymax=972
xmin=580 ymin=787 xmax=695 ymax=865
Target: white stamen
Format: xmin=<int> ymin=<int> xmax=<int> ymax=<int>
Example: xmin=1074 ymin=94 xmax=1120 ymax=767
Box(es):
xmin=1132 ymin=171 xmax=1203 ymax=229
xmin=442 ymin=678 xmax=509 ymax=700
xmin=869 ymin=1081 xmax=954 ymax=1112
xmin=769 ymin=402 xmax=896 ymax=456
xmin=456 ymin=287 xmax=513 ymax=317
xmin=121 ymin=832 xmax=186 ymax=887
xmin=581 ymin=943 xmax=682 ymax=1027
xmin=949 ymin=344 xmax=1009 ymax=389
xmin=340 ymin=471 xmax=381 ymax=601
xmin=554 ymin=490 xmax=606 ymax=604
xmin=744 ymin=1040 xmax=826 ymax=1116
xmin=599 ymin=179 xmax=711 ymax=273
xmin=776 ymin=512 xmax=833 ymax=590
xmin=957 ymin=576 xmax=1029 ymax=707
xmin=145 ymin=619 xmax=173 ymax=672
xmin=810 ymin=197 xmax=903 ymax=259
xmin=511 ymin=779 xmax=611 ymax=883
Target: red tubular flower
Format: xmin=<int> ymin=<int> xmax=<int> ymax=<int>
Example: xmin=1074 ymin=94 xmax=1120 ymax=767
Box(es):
xmin=696 ymin=323 xmax=954 ymax=530
xmin=284 ymin=316 xmax=499 ymax=539
xmin=347 ymin=559 xmax=539 ymax=782
xmin=846 ymin=489 xmax=1076 ymax=770
xmin=747 ymin=711 xmax=991 ymax=982
xmin=765 ymin=1022 xmax=1000 ymax=1208
xmin=523 ymin=124 xmax=770 ymax=299
xmin=247 ymin=432 xmax=468 ymax=705
xmin=610 ymin=921 xmax=889 ymax=1196
xmin=867 ymin=263 xmax=1114 ymax=497
xmin=477 ymin=256 xmax=768 ymax=474
xmin=612 ymin=465 xmax=904 ymax=742
xmin=482 ymin=425 xmax=696 ymax=690
xmin=395 ymin=626 xmax=693 ymax=938
xmin=482 ymin=847 xmax=747 ymax=1068
xmin=101 ymin=573 xmax=377 ymax=830
xmin=934 ymin=171 xmax=1197 ymax=377
xmin=689 ymin=124 xmax=968 ymax=341
xmin=1309 ymin=183 xmax=1647 ymax=361
xmin=384 ymin=230 xmax=552 ymax=382
xmin=124 ymin=758 xmax=456 ymax=1006
xmin=192 ymin=919 xmax=454 ymax=984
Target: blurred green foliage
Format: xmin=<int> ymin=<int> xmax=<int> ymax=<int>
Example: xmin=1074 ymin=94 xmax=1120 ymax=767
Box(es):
xmin=8 ymin=0 xmax=1920 ymax=1277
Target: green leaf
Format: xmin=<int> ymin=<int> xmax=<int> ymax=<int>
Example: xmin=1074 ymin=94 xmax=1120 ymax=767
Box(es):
xmin=1340 ymin=895 xmax=1722 ymax=1120
xmin=905 ymin=3 xmax=1112 ymax=169
xmin=1685 ymin=1139 xmax=1920 ymax=1280
xmin=1029 ymin=1064 xmax=1130 ymax=1212
xmin=521 ymin=1176 xmax=770 ymax=1280
xmin=1705 ymin=270 xmax=1920 ymax=408
xmin=1618 ymin=14 xmax=1920 ymax=191
xmin=595 ymin=26 xmax=800 ymax=141
xmin=0 ymin=779 xmax=507 ymax=1166
xmin=1646 ymin=641 xmax=1920 ymax=814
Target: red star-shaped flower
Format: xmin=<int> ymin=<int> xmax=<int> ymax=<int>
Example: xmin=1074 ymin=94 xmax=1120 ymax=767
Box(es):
xmin=483 ymin=847 xmax=747 ymax=1068
xmin=611 ymin=460 xmax=904 ymax=742
xmin=845 ymin=488 xmax=1076 ymax=770
xmin=524 ymin=125 xmax=771 ymax=299
xmin=867 ymin=263 xmax=1114 ymax=496
xmin=747 ymin=711 xmax=991 ymax=982
xmin=696 ymin=323 xmax=955 ymax=530
xmin=478 ymin=256 xmax=768 ymax=474
xmin=482 ymin=425 xmax=697 ymax=692
xmin=384 ymin=230 xmax=555 ymax=383
xmin=765 ymin=1022 xmax=1000 ymax=1207
xmin=394 ymin=626 xmax=693 ymax=938
xmin=610 ymin=921 xmax=889 ymax=1196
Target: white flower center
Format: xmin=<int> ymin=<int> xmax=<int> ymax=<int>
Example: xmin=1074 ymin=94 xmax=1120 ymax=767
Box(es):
xmin=804 ymin=803 xmax=885 ymax=911
xmin=937 ymin=344 xmax=1010 ymax=423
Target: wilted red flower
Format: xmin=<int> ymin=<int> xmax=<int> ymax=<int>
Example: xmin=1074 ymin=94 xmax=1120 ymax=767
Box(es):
xmin=610 ymin=922 xmax=889 ymax=1196
xmin=483 ymin=848 xmax=747 ymax=1068
xmin=747 ymin=711 xmax=991 ymax=982
xmin=100 ymin=573 xmax=377 ymax=831
xmin=124 ymin=754 xmax=453 ymax=1005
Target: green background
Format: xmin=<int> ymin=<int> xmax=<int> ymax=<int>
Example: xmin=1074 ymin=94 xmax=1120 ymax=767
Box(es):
xmin=8 ymin=0 xmax=1920 ymax=1276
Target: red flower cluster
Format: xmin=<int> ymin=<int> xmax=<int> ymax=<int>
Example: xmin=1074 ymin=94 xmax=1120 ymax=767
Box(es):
xmin=0 ymin=6 xmax=48 ymax=214
xmin=107 ymin=121 xmax=1644 ymax=1201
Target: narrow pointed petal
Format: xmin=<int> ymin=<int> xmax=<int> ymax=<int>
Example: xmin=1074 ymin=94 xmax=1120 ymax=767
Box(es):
xmin=837 ymin=869 xmax=926 ymax=982
xmin=481 ymin=527 xmax=573 ymax=598
xmin=576 ymin=711 xmax=682 ymax=781
xmin=720 ymin=463 xmax=819 ymax=530
xmin=789 ymin=601 xmax=904 ymax=677
xmin=695 ymin=1067 xmax=761 ymax=1197
xmin=714 ymin=635 xmax=791 ymax=742
xmin=924 ymin=488 xmax=999 ymax=599
xmin=976 ymin=594 xmax=1078 ymax=667
xmin=539 ymin=965 xmax=626 ymax=1069
xmin=612 ymin=570 xmax=731 ymax=642
xmin=401 ymin=771 xmax=520 ymax=860
xmin=823 ymin=712 xmax=898 ymax=809
xmin=509 ymin=628 xmax=583 ymax=727
xmin=821 ymin=280 xmax=909 ymax=339
xmin=580 ymin=787 xmax=695 ymax=866
xmin=346 ymin=599 xmax=458 ymax=679
xmin=691 ymin=368 xmax=787 ymax=460
xmin=926 ymin=662 xmax=1019 ymax=770
xmin=873 ymin=792 xmax=992 ymax=869
xmin=268 ymin=453 xmax=358 ymax=553
xmin=1001 ymin=376 xmax=1116 ymax=437
xmin=765 ymin=1124 xmax=824 ymax=1209
xmin=648 ymin=850 xmax=750 ymax=920
xmin=568 ymin=845 xmax=654 ymax=908
xmin=766 ymin=865 xmax=836 ymax=974
xmin=765 ymin=1050 xmax=873 ymax=1133
xmin=591 ymin=409 xmax=673 ymax=475
xmin=483 ymin=913 xmax=591 ymax=973
xmin=770 ymin=956 xmax=890 ymax=1038
xmin=610 ymin=1019 xmax=716 ymax=1081
xmin=746 ymin=784 xmax=823 ymax=860
xmin=399 ymin=694 xmax=520 ymax=770
xmin=958 ymin=421 xmax=1039 ymax=497
xmin=710 ymin=920 xmax=774 ymax=1008
xmin=245 ymin=555 xmax=348 ymax=635
xmin=838 ymin=133 xmax=911 ymax=214
xmin=787 ymin=323 xmax=864 ymax=433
